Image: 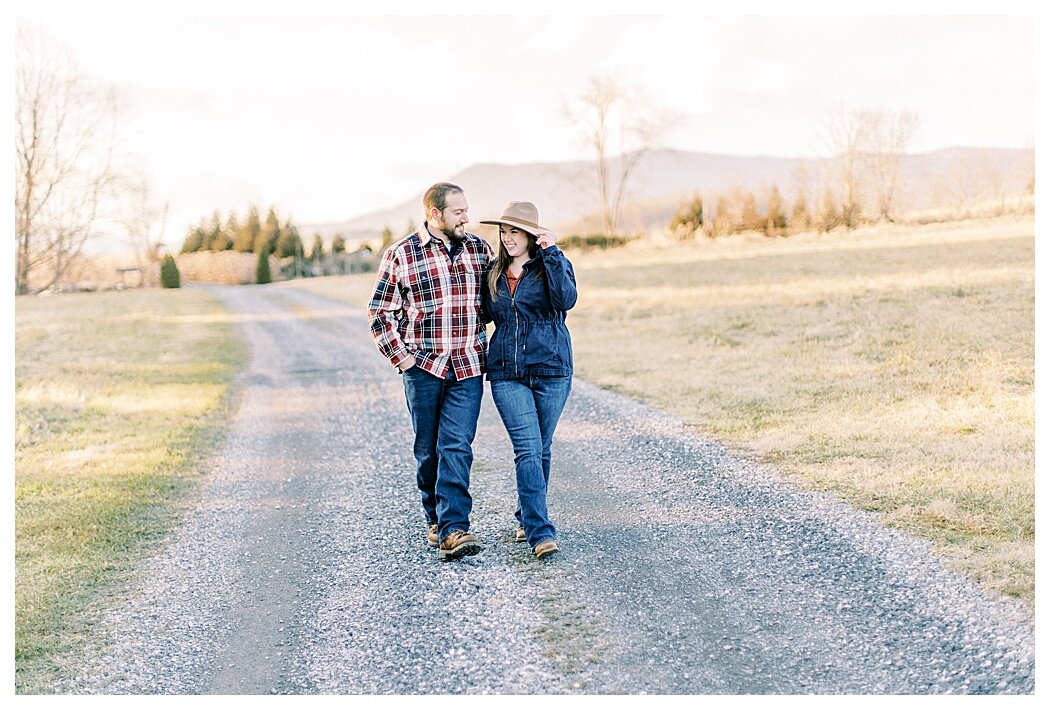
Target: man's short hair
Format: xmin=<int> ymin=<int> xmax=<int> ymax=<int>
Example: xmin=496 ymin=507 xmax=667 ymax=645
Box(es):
xmin=423 ymin=182 xmax=463 ymax=215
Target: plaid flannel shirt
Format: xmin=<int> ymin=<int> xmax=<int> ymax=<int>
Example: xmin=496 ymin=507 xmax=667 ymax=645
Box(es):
xmin=368 ymin=222 xmax=494 ymax=380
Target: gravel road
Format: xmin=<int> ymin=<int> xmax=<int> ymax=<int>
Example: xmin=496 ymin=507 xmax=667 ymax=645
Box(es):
xmin=64 ymin=283 xmax=1034 ymax=694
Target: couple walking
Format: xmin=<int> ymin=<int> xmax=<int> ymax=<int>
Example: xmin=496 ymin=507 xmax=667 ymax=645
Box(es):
xmin=368 ymin=182 xmax=577 ymax=561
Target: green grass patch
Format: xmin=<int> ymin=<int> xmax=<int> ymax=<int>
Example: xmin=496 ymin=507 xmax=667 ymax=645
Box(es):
xmin=15 ymin=288 xmax=244 ymax=693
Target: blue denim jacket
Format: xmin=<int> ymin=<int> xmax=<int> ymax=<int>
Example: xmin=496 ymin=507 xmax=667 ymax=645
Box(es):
xmin=481 ymin=245 xmax=577 ymax=380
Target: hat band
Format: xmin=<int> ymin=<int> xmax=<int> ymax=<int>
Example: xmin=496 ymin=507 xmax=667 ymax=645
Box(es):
xmin=500 ymin=215 xmax=541 ymax=229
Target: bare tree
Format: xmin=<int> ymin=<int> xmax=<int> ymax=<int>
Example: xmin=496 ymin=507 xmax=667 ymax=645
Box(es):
xmin=119 ymin=173 xmax=170 ymax=270
xmin=945 ymin=149 xmax=1008 ymax=217
xmin=15 ymin=27 xmax=126 ymax=294
xmin=566 ymin=74 xmax=673 ymax=236
xmin=1021 ymin=144 xmax=1035 ymax=196
xmin=824 ymin=106 xmax=865 ymax=229
xmin=858 ymin=108 xmax=919 ymax=222
xmin=1006 ymin=143 xmax=1034 ymax=213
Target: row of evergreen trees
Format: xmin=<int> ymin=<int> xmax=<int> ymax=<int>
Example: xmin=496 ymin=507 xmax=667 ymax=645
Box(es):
xmin=670 ymin=186 xmax=862 ymax=238
xmin=179 ymin=204 xmax=372 ymax=268
xmin=180 ymin=205 xmax=306 ymax=258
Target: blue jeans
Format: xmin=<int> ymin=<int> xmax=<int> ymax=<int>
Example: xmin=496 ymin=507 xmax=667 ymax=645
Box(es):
xmin=402 ymin=367 xmax=483 ymax=540
xmin=489 ymin=375 xmax=572 ymax=546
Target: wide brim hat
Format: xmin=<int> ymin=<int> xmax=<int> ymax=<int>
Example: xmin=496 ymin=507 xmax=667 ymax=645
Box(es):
xmin=479 ymin=201 xmax=547 ymax=237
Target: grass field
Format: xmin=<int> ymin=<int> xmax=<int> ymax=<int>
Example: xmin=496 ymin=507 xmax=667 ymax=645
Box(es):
xmin=292 ymin=215 xmax=1034 ymax=605
xmin=14 ymin=287 xmax=244 ymax=692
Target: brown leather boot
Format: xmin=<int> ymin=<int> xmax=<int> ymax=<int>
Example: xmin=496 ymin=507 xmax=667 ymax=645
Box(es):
xmin=533 ymin=539 xmax=559 ymax=559
xmin=438 ymin=530 xmax=481 ymax=560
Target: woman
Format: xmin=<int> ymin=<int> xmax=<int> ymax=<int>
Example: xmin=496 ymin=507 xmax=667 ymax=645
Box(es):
xmin=480 ymin=201 xmax=577 ymax=560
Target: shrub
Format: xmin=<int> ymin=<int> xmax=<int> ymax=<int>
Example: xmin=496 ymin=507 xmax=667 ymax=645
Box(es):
xmin=790 ymin=192 xmax=812 ymax=231
xmin=670 ymin=195 xmax=704 ymax=237
xmin=764 ymin=186 xmax=787 ymax=236
xmin=256 ymin=248 xmax=271 ymax=284
xmin=160 ymin=254 xmax=180 ymax=288
xmin=560 ymin=234 xmax=631 ymax=251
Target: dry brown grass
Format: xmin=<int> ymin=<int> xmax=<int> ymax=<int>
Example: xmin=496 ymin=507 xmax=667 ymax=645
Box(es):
xmin=25 ymin=250 xmax=286 ymax=292
xmin=290 ymin=215 xmax=1034 ymax=604
xmin=568 ymin=216 xmax=1034 ymax=604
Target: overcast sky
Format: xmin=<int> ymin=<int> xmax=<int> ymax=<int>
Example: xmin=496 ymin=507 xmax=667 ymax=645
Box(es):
xmin=15 ymin=9 xmax=1037 ymax=245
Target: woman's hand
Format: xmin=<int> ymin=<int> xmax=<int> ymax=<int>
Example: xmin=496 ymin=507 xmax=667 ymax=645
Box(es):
xmin=535 ymin=229 xmax=557 ymax=249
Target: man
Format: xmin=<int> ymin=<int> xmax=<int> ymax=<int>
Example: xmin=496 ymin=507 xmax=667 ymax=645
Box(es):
xmin=368 ymin=182 xmax=494 ymax=560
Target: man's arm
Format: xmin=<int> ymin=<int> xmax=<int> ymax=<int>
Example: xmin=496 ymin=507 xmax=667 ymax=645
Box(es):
xmin=367 ymin=248 xmax=415 ymax=370
xmin=478 ymin=236 xmax=496 ymax=324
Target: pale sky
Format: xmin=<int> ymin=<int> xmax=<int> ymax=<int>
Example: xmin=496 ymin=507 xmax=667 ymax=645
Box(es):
xmin=13 ymin=7 xmax=1037 ymax=248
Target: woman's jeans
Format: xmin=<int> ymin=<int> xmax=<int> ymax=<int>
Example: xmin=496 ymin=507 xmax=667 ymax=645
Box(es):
xmin=402 ymin=367 xmax=483 ymax=541
xmin=489 ymin=375 xmax=572 ymax=546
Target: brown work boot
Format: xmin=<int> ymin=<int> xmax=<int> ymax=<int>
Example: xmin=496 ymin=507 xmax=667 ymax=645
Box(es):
xmin=515 ymin=526 xmax=527 ymax=543
xmin=533 ymin=539 xmax=559 ymax=560
xmin=427 ymin=524 xmax=439 ymax=548
xmin=438 ymin=530 xmax=480 ymax=560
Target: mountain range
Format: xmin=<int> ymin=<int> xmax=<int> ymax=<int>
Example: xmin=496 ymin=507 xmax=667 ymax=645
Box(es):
xmin=304 ymin=146 xmax=1032 ymax=245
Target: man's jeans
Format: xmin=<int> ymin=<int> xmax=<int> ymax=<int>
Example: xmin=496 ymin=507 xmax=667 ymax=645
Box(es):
xmin=489 ymin=375 xmax=572 ymax=547
xmin=402 ymin=367 xmax=483 ymax=540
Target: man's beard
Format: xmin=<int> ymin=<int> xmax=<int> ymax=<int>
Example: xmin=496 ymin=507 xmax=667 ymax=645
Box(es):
xmin=440 ymin=223 xmax=465 ymax=242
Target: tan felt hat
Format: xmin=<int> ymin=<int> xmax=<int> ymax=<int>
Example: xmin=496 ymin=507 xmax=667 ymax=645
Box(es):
xmin=480 ymin=201 xmax=547 ymax=237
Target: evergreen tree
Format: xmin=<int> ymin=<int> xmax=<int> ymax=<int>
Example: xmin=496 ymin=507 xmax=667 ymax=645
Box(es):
xmin=331 ymin=234 xmax=347 ymax=254
xmin=222 ymin=213 xmax=241 ymax=251
xmin=818 ymin=190 xmax=841 ymax=233
xmin=207 ymin=223 xmax=231 ymax=251
xmin=742 ymin=192 xmax=761 ymax=232
xmin=276 ymin=219 xmax=303 ymax=259
xmin=160 ymin=254 xmax=180 ymax=288
xmin=764 ymin=186 xmax=787 ymax=236
xmin=712 ymin=195 xmax=730 ymax=236
xmin=180 ymin=226 xmax=206 ymax=253
xmin=255 ymin=206 xmax=281 ymax=254
xmin=309 ymin=234 xmax=325 ymax=262
xmin=790 ymin=191 xmax=811 ymax=231
xmin=234 ymin=205 xmax=261 ymax=252
xmin=203 ymin=210 xmax=222 ymax=250
xmin=256 ymin=247 xmax=272 ymax=284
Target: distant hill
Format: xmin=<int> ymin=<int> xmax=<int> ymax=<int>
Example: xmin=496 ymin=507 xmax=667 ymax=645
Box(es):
xmin=304 ymin=146 xmax=1032 ymax=245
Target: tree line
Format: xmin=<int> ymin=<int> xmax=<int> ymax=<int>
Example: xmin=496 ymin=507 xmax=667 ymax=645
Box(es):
xmin=15 ymin=31 xmax=1031 ymax=294
xmin=669 ymin=183 xmax=871 ymax=238
xmin=179 ymin=205 xmax=305 ymax=258
xmin=178 ymin=204 xmax=376 ymax=267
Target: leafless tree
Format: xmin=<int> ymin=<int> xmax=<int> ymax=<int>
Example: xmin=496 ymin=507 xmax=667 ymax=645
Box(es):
xmin=858 ymin=108 xmax=919 ymax=222
xmin=824 ymin=106 xmax=920 ymax=227
xmin=566 ymin=74 xmax=673 ymax=236
xmin=15 ymin=26 xmax=126 ymax=294
xmin=823 ymin=106 xmax=865 ymax=229
xmin=1011 ymin=143 xmax=1035 ymax=211
xmin=944 ymin=149 xmax=1009 ymax=218
xmin=119 ymin=173 xmax=170 ymax=270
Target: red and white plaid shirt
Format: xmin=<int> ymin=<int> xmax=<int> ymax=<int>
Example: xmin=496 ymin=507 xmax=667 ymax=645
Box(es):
xmin=368 ymin=222 xmax=494 ymax=380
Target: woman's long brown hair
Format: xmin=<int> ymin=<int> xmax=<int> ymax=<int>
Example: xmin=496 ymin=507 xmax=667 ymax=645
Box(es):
xmin=487 ymin=225 xmax=538 ymax=301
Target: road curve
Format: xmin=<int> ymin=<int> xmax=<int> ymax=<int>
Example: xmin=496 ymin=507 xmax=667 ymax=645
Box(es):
xmin=65 ymin=283 xmax=1034 ymax=694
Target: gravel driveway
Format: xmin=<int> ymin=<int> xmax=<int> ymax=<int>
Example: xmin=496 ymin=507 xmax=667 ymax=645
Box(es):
xmin=64 ymin=284 xmax=1034 ymax=694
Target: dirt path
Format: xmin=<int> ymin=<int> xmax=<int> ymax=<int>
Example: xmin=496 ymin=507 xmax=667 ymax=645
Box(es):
xmin=65 ymin=284 xmax=1034 ymax=694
